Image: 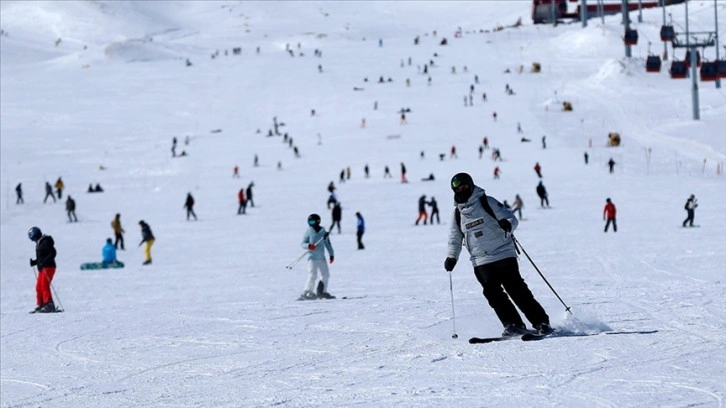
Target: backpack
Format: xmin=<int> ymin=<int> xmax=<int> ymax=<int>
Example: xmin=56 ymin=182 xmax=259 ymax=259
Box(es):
xmin=454 ymin=195 xmax=500 ymax=233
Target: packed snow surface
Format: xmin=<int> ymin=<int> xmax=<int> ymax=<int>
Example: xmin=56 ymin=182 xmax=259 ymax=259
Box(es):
xmin=1 ymin=1 xmax=725 ymax=407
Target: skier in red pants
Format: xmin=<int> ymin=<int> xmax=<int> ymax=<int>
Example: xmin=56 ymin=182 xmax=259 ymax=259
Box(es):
xmin=28 ymin=226 xmax=58 ymax=313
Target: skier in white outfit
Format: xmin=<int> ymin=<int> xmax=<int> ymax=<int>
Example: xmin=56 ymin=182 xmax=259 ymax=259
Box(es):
xmin=299 ymin=213 xmax=335 ymax=300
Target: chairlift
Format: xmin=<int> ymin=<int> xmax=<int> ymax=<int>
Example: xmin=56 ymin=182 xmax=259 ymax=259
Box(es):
xmin=717 ymin=60 xmax=726 ymax=79
xmin=624 ymin=29 xmax=638 ymax=46
xmin=660 ymin=25 xmax=675 ymax=42
xmin=669 ymin=60 xmax=688 ymax=79
xmin=646 ymin=55 xmax=662 ymax=73
xmin=699 ymin=61 xmax=718 ymax=81
xmin=684 ymin=50 xmax=701 ymax=68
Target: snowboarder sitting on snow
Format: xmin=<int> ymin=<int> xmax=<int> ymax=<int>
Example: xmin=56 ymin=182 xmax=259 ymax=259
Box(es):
xmin=444 ymin=173 xmax=552 ymax=336
xmin=102 ymin=238 xmax=121 ymax=265
xmin=299 ymin=214 xmax=335 ymax=300
xmin=28 ymin=226 xmax=58 ymax=313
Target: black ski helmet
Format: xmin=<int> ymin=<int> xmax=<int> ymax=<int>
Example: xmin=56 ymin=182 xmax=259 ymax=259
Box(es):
xmin=451 ymin=172 xmax=475 ymax=203
xmin=28 ymin=226 xmax=42 ymax=242
xmin=307 ymin=213 xmax=321 ymax=227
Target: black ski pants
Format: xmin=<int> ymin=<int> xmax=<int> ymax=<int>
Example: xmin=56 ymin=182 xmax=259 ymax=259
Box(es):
xmin=474 ymin=257 xmax=549 ymax=329
xmin=114 ymin=232 xmax=125 ymax=250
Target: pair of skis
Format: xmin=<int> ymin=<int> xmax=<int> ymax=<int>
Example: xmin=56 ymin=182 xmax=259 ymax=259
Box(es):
xmin=469 ymin=332 xmax=550 ymax=344
xmin=468 ymin=329 xmax=658 ymax=344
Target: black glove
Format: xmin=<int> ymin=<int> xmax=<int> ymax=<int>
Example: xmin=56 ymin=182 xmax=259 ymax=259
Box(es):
xmin=498 ymin=219 xmax=512 ymax=233
xmin=29 ymin=258 xmax=37 ymax=267
xmin=444 ymin=257 xmax=457 ymax=272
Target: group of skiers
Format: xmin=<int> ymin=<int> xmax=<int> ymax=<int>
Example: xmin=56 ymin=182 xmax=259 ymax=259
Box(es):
xmin=415 ymin=194 xmax=440 ymax=225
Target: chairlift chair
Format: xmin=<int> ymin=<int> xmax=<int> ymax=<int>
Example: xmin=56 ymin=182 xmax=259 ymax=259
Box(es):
xmin=646 ymin=55 xmax=662 ymax=73
xmin=669 ymin=60 xmax=688 ymax=79
xmin=699 ymin=61 xmax=718 ymax=81
xmin=660 ymin=25 xmax=675 ymax=42
xmin=624 ymin=29 xmax=638 ymax=46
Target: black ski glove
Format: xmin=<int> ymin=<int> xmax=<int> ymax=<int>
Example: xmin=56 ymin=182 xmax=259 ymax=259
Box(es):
xmin=29 ymin=258 xmax=37 ymax=267
xmin=498 ymin=219 xmax=512 ymax=233
xmin=444 ymin=257 xmax=457 ymax=272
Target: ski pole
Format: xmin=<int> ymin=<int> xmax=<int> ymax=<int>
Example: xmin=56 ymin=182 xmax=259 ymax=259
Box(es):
xmin=448 ymin=273 xmax=458 ymax=339
xmin=512 ymin=236 xmax=572 ymax=315
xmin=285 ymin=233 xmax=329 ymax=270
xmin=32 ymin=265 xmax=64 ymax=311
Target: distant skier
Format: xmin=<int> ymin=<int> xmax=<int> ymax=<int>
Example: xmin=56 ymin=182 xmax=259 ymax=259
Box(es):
xmin=536 ymin=181 xmax=550 ymax=208
xmin=15 ymin=183 xmax=23 ymax=204
xmin=237 ymin=188 xmax=247 ymax=214
xmin=138 ymin=220 xmax=155 ymax=265
xmin=493 ymin=166 xmax=501 ymax=179
xmin=608 ymin=158 xmax=616 ymax=173
xmin=444 ymin=173 xmax=552 ymax=336
xmin=28 ymin=226 xmax=58 ymax=313
xmin=65 ymin=196 xmax=78 ymax=222
xmin=415 ymin=195 xmax=428 ymax=225
xmin=450 ymin=145 xmax=458 ymax=159
xmin=246 ymin=182 xmax=255 ymax=207
xmin=682 ymin=194 xmax=698 ymax=227
xmin=54 ymin=177 xmax=64 ymax=199
xmin=299 ymin=214 xmax=335 ymax=300
xmin=512 ymin=194 xmax=524 ymax=220
xmin=428 ymin=196 xmax=440 ymax=225
xmin=184 ymin=193 xmax=197 ymax=221
xmin=356 ymin=212 xmax=365 ymax=250
xmin=534 ymin=162 xmax=542 ymax=178
xmin=400 ymin=162 xmax=408 ymax=183
xmin=111 ymin=213 xmax=125 ymax=250
xmin=542 ymin=135 xmax=546 ymax=149
xmin=364 ymin=164 xmax=370 ymax=178
xmin=584 ymin=152 xmax=589 ymax=165
xmin=384 ymin=165 xmax=392 ymax=178
xmin=330 ymin=202 xmax=342 ymax=234
xmin=43 ymin=182 xmax=56 ymax=203
xmin=603 ymin=198 xmax=617 ymax=232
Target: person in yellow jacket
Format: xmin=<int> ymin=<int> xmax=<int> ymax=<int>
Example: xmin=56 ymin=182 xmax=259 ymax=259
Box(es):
xmin=111 ymin=213 xmax=125 ymax=250
xmin=138 ymin=220 xmax=155 ymax=265
xmin=54 ymin=177 xmax=64 ymax=199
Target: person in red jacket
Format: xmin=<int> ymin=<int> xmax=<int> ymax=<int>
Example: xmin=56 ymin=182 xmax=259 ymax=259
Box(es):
xmin=603 ymin=198 xmax=617 ymax=232
xmin=534 ymin=162 xmax=542 ymax=178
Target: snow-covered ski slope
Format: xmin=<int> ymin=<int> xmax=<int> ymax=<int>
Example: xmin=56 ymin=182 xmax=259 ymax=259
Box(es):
xmin=1 ymin=1 xmax=725 ymax=407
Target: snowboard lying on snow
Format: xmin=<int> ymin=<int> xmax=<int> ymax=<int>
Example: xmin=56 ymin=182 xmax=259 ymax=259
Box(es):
xmin=80 ymin=261 xmax=125 ymax=270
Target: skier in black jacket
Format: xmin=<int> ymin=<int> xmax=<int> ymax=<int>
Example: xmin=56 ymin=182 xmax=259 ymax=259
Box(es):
xmin=28 ymin=227 xmax=58 ymax=313
xmin=330 ymin=203 xmax=342 ymax=234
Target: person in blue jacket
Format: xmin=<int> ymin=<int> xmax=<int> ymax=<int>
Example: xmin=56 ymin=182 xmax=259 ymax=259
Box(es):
xmin=300 ymin=213 xmax=335 ymax=300
xmin=102 ymin=238 xmax=117 ymax=265
xmin=356 ymin=212 xmax=365 ymax=250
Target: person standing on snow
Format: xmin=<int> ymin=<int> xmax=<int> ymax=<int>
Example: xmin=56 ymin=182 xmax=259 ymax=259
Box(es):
xmin=603 ymin=198 xmax=617 ymax=232
xmin=299 ymin=214 xmax=335 ymax=300
xmin=512 ymin=194 xmax=524 ymax=220
xmin=428 ymin=196 xmax=440 ymax=225
xmin=43 ymin=182 xmax=56 ymax=203
xmin=111 ymin=213 xmax=125 ymax=250
xmin=15 ymin=183 xmax=24 ymax=204
xmin=138 ymin=220 xmax=155 ymax=265
xmin=415 ymin=195 xmax=429 ymax=225
xmin=246 ymin=182 xmax=255 ymax=208
xmin=54 ymin=177 xmax=64 ymax=200
xmin=536 ymin=181 xmax=550 ymax=208
xmin=534 ymin=162 xmax=542 ymax=178
xmin=682 ymin=194 xmax=698 ymax=227
xmin=65 ymin=195 xmax=78 ymax=222
xmin=184 ymin=193 xmax=197 ymax=221
xmin=330 ymin=202 xmax=342 ymax=234
xmin=443 ymin=173 xmax=552 ymax=336
xmin=356 ymin=212 xmax=365 ymax=249
xmin=237 ymin=188 xmax=247 ymax=214
xmin=28 ymin=226 xmax=58 ymax=313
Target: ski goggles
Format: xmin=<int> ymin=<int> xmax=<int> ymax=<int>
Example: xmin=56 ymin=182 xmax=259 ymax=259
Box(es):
xmin=308 ymin=219 xmax=318 ymax=226
xmin=451 ymin=177 xmax=470 ymax=192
